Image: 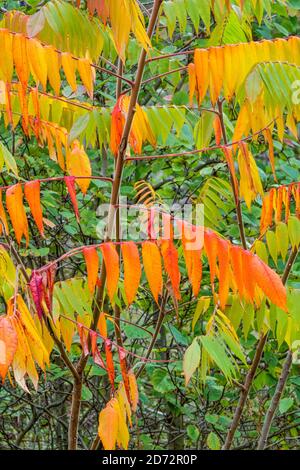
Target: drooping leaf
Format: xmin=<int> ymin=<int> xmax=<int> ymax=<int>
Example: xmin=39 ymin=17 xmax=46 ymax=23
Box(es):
xmin=98 ymin=399 xmax=119 ymax=450
xmin=24 ymin=180 xmax=44 ymax=237
xmin=142 ymin=241 xmax=163 ymax=304
xmin=101 ymin=243 xmax=120 ymax=303
xmin=66 ymin=140 xmax=92 ymax=195
xmin=161 ymin=239 xmax=181 ymax=300
xmin=121 ymin=241 xmax=141 ymax=305
xmin=6 ymin=183 xmax=29 ymax=245
xmin=250 ymin=254 xmax=287 ymax=311
xmin=0 ymin=316 xmax=18 ymax=381
xmin=64 ymin=176 xmax=80 ymax=222
xmin=83 ymin=246 xmax=99 ymax=294
xmin=183 ymin=338 xmax=201 ymax=385
xmin=29 ymin=271 xmax=44 ymax=320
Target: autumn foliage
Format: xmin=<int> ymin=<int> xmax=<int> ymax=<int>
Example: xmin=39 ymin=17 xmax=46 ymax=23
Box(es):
xmin=0 ymin=0 xmax=299 ymax=453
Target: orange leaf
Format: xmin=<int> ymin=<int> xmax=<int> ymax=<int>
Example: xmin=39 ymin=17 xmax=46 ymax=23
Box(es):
xmin=121 ymin=241 xmax=141 ymax=305
xmin=204 ymin=230 xmax=219 ymax=290
xmin=230 ymin=246 xmax=244 ymax=298
xmin=0 ymin=316 xmax=18 ymax=381
xmin=194 ymin=49 xmax=209 ymax=105
xmin=83 ymin=246 xmax=99 ymax=294
xmin=242 ymin=251 xmax=256 ymax=302
xmin=101 ymin=242 xmax=120 ymax=303
xmin=24 ymin=180 xmax=44 ymax=236
xmin=6 ymin=183 xmax=29 ymax=245
xmin=142 ymin=241 xmax=162 ymax=304
xmin=161 ymin=239 xmax=181 ymax=300
xmin=217 ymin=238 xmax=230 ymax=309
xmin=180 ymin=223 xmax=203 ymax=297
xmin=188 ymin=63 xmax=196 ymax=106
xmin=98 ymin=312 xmax=107 ymax=339
xmin=250 ymin=254 xmax=287 ymax=311
xmin=13 ymin=33 xmax=30 ymax=89
xmin=128 ymin=370 xmax=139 ymax=412
xmin=110 ymin=97 xmax=125 ymax=157
xmin=213 ymin=115 xmax=222 ymax=146
xmin=98 ymin=399 xmax=119 ymax=450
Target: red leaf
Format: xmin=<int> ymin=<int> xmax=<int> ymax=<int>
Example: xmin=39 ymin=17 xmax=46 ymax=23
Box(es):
xmin=77 ymin=323 xmax=89 ymax=357
xmin=118 ymin=347 xmax=131 ymax=404
xmin=90 ymin=331 xmax=105 ymax=369
xmin=110 ymin=97 xmax=124 ymax=157
xmin=105 ymin=339 xmax=115 ymax=391
xmin=161 ymin=239 xmax=181 ymax=300
xmin=29 ymin=270 xmax=44 ymax=320
xmin=64 ymin=176 xmax=80 ymax=222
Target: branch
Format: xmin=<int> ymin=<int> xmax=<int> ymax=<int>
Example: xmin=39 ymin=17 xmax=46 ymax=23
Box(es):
xmin=257 ymin=247 xmax=299 ymax=449
xmin=66 ymin=0 xmax=164 ymax=451
xmin=124 ymin=119 xmax=276 ymax=162
xmin=217 ymin=99 xmax=247 ymax=249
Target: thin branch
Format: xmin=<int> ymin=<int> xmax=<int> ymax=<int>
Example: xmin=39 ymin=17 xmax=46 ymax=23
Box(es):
xmin=124 ymin=119 xmax=276 ymax=162
xmin=257 ymin=247 xmax=299 ymax=449
xmin=217 ymin=99 xmax=247 ymax=249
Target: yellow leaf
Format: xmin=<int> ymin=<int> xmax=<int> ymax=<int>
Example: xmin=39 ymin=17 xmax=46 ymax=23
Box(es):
xmin=77 ymin=58 xmax=94 ymax=98
xmin=44 ymin=45 xmax=61 ymax=95
xmin=27 ymin=38 xmax=48 ymax=91
xmin=66 ymin=140 xmax=91 ymax=194
xmin=61 ymin=52 xmax=77 ymax=93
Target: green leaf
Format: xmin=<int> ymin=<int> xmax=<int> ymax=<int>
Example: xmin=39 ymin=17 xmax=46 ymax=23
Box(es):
xmin=183 ymin=338 xmax=201 ymax=385
xmin=69 ymin=113 xmax=90 ymax=143
xmin=279 ymin=397 xmax=294 ymax=414
xmin=194 ymin=111 xmax=215 ymax=149
xmin=187 ymin=424 xmax=200 ymax=443
xmin=255 ymin=240 xmax=269 ymax=264
xmin=192 ymin=296 xmax=211 ymax=330
xmin=207 ymin=431 xmax=221 ymax=450
xmin=199 ymin=335 xmax=235 ymax=380
xmin=0 ymin=141 xmax=18 ymax=176
xmin=150 ymin=369 xmax=176 ymax=393
xmin=266 ymin=230 xmax=278 ymax=265
xmin=276 ymin=222 xmax=289 ymax=261
xmin=288 ymin=216 xmax=300 ymax=249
